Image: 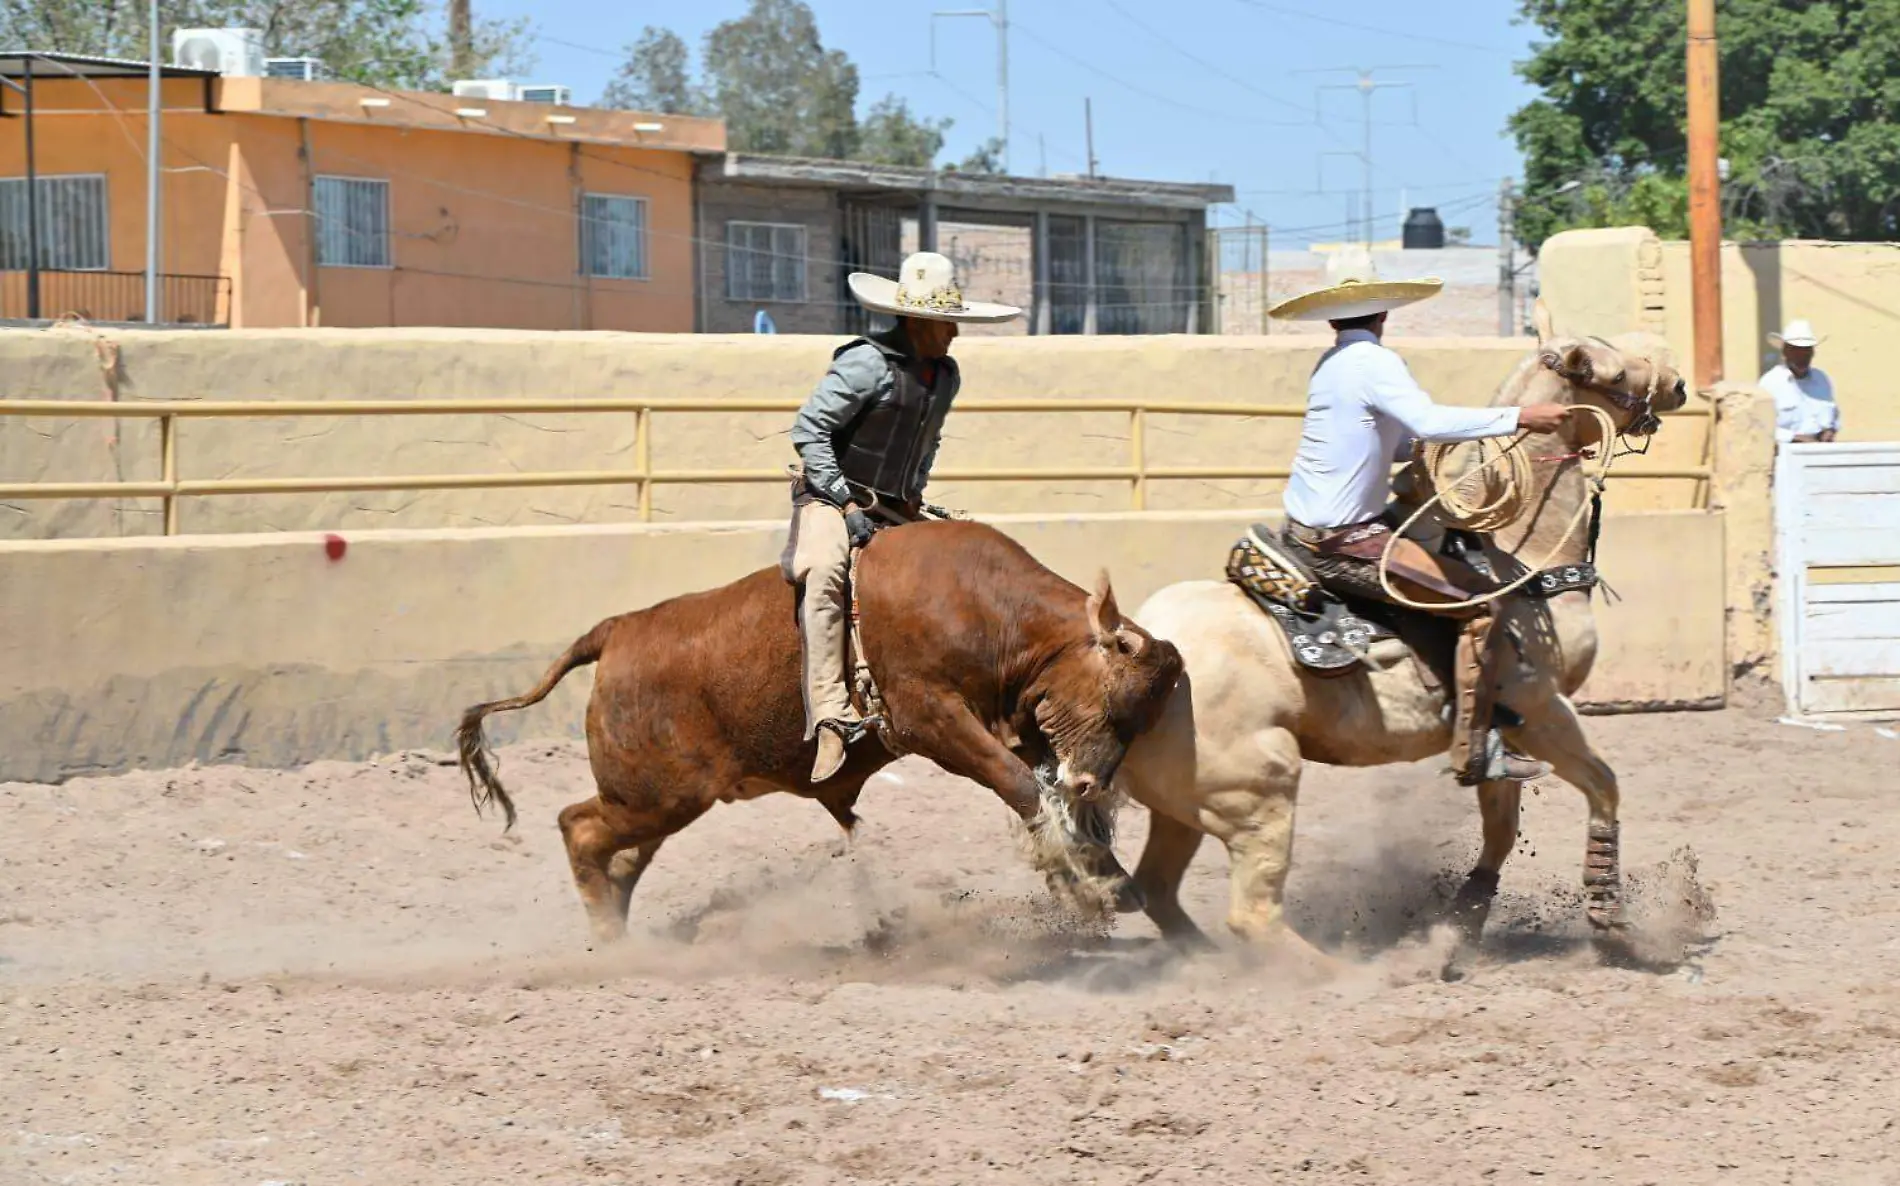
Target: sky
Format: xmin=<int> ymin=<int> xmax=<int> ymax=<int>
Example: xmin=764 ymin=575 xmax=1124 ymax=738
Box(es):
xmin=485 ymin=0 xmax=1543 ymax=247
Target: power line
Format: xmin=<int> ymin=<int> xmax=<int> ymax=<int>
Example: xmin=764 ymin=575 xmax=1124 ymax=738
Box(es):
xmin=1095 ymin=0 xmax=1316 ymax=119
xmin=1226 ymin=0 xmax=1519 ymax=57
xmin=1009 ymin=17 xmax=1315 ymax=128
xmin=921 ymin=71 xmax=1090 ymax=169
xmin=533 ymin=33 xmax=622 ymax=60
xmin=533 ymin=30 xmax=1084 ymax=174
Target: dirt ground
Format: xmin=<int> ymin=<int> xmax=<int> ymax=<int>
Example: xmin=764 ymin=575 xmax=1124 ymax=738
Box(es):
xmin=4 ymin=690 xmax=1898 ymax=1185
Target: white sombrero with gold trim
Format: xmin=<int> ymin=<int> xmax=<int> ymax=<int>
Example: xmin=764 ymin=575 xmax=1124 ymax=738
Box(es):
xmin=1268 ymin=246 xmax=1443 ymax=323
xmin=847 ymin=251 xmax=1022 ymax=324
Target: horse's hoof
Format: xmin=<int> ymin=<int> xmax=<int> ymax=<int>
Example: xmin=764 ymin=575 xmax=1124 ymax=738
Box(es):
xmin=1586 ymin=900 xmax=1627 ymax=932
xmin=1449 ymin=868 xmax=1501 ymax=943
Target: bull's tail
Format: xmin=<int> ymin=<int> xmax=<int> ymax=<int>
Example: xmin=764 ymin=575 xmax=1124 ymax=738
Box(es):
xmin=455 ymin=618 xmax=614 ymax=832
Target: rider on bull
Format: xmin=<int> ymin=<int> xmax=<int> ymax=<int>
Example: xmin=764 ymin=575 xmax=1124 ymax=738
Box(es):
xmin=784 ymin=250 xmax=1021 ymax=783
xmin=1267 ymin=248 xmax=1575 ymax=786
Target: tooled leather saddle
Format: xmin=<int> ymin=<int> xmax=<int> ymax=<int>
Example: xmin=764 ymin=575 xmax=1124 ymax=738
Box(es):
xmin=1225 ymin=523 xmax=1600 ymax=686
xmin=1226 ymin=525 xmax=1448 ymax=680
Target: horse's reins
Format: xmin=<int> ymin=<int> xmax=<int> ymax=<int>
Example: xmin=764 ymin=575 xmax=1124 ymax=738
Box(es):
xmin=1375 ymin=355 xmax=1662 ymax=612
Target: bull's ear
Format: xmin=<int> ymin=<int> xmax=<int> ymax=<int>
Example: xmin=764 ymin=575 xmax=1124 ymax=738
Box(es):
xmin=1088 ymin=572 xmax=1148 ymax=656
xmin=1532 ymin=298 xmax=1555 ymax=346
xmin=1087 ymin=570 xmax=1122 ymax=643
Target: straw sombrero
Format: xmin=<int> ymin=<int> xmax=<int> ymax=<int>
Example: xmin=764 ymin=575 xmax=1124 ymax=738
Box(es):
xmin=846 ymin=251 xmax=1021 ymax=324
xmin=1268 ymin=246 xmax=1443 ymax=323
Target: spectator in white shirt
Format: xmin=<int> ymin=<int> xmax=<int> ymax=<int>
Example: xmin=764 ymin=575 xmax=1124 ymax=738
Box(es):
xmin=1758 ymin=319 xmax=1841 ymax=444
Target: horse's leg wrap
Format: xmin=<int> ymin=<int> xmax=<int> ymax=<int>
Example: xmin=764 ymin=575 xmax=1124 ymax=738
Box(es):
xmin=1449 ymin=609 xmax=1502 ymax=785
xmin=1584 ymin=820 xmax=1624 ymax=929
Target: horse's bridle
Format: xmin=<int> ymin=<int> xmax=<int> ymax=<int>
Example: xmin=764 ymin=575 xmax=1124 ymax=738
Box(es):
xmin=1540 ymin=346 xmax=1669 ymax=438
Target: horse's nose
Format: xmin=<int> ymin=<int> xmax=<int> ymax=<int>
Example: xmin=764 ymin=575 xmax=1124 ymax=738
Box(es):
xmin=1068 ymin=772 xmax=1099 ymax=799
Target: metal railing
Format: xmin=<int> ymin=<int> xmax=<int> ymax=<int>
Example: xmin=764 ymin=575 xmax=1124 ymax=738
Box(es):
xmin=0 ymin=396 xmax=1714 ymax=536
xmin=0 ymin=271 xmax=232 ymax=326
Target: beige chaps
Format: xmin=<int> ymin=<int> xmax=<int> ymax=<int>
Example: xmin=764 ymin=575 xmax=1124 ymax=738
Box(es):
xmin=781 ymin=500 xmax=856 ymax=739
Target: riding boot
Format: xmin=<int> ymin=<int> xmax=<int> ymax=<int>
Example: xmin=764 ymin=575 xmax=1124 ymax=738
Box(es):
xmin=811 ymin=719 xmax=859 ymax=783
xmin=1449 ymin=610 xmax=1504 ymax=786
xmin=1449 ymin=612 xmax=1549 ymax=784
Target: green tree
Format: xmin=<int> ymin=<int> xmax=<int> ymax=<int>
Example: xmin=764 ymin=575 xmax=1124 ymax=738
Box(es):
xmin=605 ymin=0 xmax=960 ymax=166
xmin=858 ymin=95 xmax=951 ymax=167
xmin=0 ymin=0 xmax=533 ymax=90
xmin=1509 ymin=0 xmax=1900 ymax=249
xmin=700 ymin=0 xmax=856 ymax=157
xmin=599 ymin=27 xmax=701 ymax=114
xmin=951 ymin=137 xmax=1003 ymax=174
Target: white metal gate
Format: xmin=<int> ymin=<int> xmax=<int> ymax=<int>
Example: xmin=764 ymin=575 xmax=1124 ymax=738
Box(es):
xmin=1776 ymin=442 xmax=1900 ymax=716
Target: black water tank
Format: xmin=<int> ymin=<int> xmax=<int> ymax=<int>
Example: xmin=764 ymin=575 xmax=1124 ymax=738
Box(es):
xmin=1402 ymin=207 xmax=1445 ymax=250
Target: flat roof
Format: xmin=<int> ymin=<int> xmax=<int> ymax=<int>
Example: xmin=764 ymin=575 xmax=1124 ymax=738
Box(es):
xmin=219 ymin=78 xmax=727 ymax=153
xmin=1 ymin=62 xmax=725 ymax=153
xmin=0 ymin=50 xmax=220 ymax=81
xmin=706 ymin=153 xmax=1235 ymax=210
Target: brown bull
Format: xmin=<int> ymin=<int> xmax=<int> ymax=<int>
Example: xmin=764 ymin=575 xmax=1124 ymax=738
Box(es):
xmin=455 ymin=519 xmax=1185 ymax=943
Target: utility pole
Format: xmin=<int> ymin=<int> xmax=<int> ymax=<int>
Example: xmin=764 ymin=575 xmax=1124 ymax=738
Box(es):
xmin=1084 ymin=97 xmax=1097 ymax=178
xmin=1498 ymin=177 xmax=1516 ymax=336
xmin=145 ymin=0 xmax=161 ymax=325
xmin=449 ymin=0 xmax=473 ymax=78
xmin=997 ymin=0 xmax=1008 ymax=173
xmin=1307 ymin=66 xmax=1426 ymax=246
xmin=1686 ymin=0 xmax=1723 ymax=390
xmin=931 ymin=1 xmax=1010 ymax=173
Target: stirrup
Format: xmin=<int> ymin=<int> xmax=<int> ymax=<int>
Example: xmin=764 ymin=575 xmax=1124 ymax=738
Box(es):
xmin=816 ymin=717 xmax=873 ymax=746
xmin=1454 ymin=730 xmax=1549 ymax=785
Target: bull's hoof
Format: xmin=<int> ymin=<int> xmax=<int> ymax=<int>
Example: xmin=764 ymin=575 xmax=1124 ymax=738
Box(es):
xmin=1111 ymin=875 xmax=1148 ymax=915
xmin=1161 ymin=923 xmax=1217 ymax=955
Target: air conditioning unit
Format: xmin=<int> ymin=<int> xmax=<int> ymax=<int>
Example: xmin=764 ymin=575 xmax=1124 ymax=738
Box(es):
xmin=171 ymin=28 xmax=266 ymax=77
xmin=517 ymin=84 xmax=571 ymax=106
xmin=451 ymin=79 xmax=517 ymax=102
xmin=265 ymin=56 xmax=327 ymax=81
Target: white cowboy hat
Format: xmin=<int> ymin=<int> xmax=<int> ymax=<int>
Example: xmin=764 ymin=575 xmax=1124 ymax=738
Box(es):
xmin=1268 ymin=245 xmax=1443 ymax=323
xmin=846 ymin=250 xmax=1021 ymax=324
xmin=1767 ymin=319 xmax=1822 ymax=349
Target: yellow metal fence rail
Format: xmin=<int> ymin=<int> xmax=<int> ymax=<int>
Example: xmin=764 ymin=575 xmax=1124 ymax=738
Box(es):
xmin=0 ymin=397 xmax=1715 ymax=536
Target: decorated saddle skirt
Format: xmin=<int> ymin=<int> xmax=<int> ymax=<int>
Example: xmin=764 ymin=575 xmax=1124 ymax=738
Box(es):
xmin=1224 ymin=526 xmax=1403 ymax=676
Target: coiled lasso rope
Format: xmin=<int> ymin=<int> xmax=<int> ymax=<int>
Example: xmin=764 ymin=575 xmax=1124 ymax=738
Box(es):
xmin=1377 ymin=401 xmax=1621 ymax=612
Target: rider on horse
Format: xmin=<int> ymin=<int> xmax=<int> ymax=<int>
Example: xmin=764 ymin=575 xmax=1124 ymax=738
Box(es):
xmin=783 ymin=251 xmax=1021 ymax=783
xmin=1267 ymin=249 xmax=1575 ymax=786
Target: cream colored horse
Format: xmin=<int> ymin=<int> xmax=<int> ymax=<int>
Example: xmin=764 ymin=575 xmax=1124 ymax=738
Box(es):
xmin=1116 ymin=320 xmax=1689 ymax=956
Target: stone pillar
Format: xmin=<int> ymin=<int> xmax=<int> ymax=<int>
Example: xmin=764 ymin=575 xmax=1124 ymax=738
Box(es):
xmin=1710 ymin=382 xmax=1779 ymax=685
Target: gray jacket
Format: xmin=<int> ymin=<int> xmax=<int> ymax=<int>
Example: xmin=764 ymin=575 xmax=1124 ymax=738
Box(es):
xmin=789 ymin=331 xmax=960 ymax=505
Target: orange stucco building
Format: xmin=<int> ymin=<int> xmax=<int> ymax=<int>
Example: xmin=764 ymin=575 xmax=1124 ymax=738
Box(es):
xmin=0 ymin=70 xmax=724 ymax=329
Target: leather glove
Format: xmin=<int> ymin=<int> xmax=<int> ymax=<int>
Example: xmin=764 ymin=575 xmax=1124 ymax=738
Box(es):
xmin=843 ymin=509 xmax=876 ymax=548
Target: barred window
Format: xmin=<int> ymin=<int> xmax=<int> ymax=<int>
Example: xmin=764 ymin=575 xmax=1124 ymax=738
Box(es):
xmin=0 ymin=175 xmax=110 ymax=270
xmin=726 ymin=221 xmax=807 ymax=302
xmin=314 ymin=176 xmax=391 ymax=268
xmin=581 ymin=194 xmax=649 ymax=280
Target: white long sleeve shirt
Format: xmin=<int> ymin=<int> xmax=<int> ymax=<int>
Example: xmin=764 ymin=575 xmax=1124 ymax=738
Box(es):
xmin=1282 ymin=329 xmax=1523 ymax=530
xmin=1758 ymin=363 xmax=1840 ymax=443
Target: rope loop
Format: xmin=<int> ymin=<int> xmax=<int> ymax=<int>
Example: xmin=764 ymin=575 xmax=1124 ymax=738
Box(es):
xmin=1378 ymin=403 xmax=1621 ymax=612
